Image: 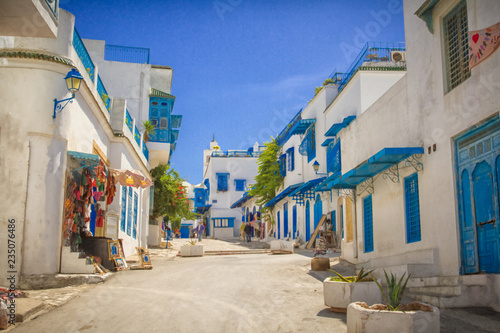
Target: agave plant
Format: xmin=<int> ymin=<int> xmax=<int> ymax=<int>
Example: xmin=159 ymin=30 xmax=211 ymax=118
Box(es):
xmin=329 ymin=268 xmax=374 ymax=283
xmin=372 ymin=270 xmax=411 ymax=311
xmin=187 ymin=239 xmax=197 ymax=246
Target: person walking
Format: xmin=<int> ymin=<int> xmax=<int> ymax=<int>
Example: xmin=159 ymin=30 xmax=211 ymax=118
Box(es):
xmin=240 ymin=221 xmax=246 ymax=241
xmin=196 ymin=223 xmax=205 ymax=242
xmin=244 ymin=222 xmax=252 ymax=243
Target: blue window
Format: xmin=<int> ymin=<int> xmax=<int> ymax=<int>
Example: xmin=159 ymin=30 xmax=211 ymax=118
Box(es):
xmin=405 ymin=173 xmax=421 ymax=243
xmin=194 ymin=188 xmax=206 ymax=207
xmin=363 ymin=195 xmax=374 ymax=252
xmin=277 ymin=211 xmax=281 ymax=239
xmin=120 ymin=186 xmax=127 ymax=232
xmin=327 ymin=141 xmax=341 ymax=174
xmin=127 ymin=187 xmax=133 ymax=236
xmin=234 ymin=179 xmax=246 ymax=191
xmin=213 ymin=218 xmax=235 ymax=228
xmin=204 ymin=178 xmax=210 ymax=193
xmin=216 ymin=173 xmax=229 ymax=192
xmin=133 ymin=192 xmax=138 ymax=239
xmin=283 ymin=202 xmax=289 ymax=238
xmin=286 ymin=147 xmax=295 ymax=171
xmin=279 ymin=154 xmax=287 ymax=177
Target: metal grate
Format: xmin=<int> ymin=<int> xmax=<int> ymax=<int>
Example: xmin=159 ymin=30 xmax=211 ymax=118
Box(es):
xmin=73 ymin=28 xmax=95 ymax=80
xmin=363 ymin=195 xmax=374 ymax=252
xmin=96 ymin=75 xmax=111 ymax=112
xmin=125 ymin=109 xmax=133 ymax=133
xmin=405 ymin=173 xmax=421 ymax=243
xmin=443 ymin=0 xmax=470 ymax=92
xmin=287 ymin=147 xmax=295 ymax=171
xmin=279 ymin=154 xmax=287 ymax=177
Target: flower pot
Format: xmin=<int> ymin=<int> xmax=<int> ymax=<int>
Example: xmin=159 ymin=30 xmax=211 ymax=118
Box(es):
xmin=270 ymin=240 xmax=294 ymax=253
xmin=323 ymin=278 xmax=381 ymax=313
xmin=180 ymin=245 xmax=204 ymax=257
xmin=346 ymin=301 xmax=440 ymax=333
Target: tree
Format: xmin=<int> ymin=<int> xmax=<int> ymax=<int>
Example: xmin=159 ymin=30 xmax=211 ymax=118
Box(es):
xmin=248 ymin=137 xmax=284 ymax=221
xmin=150 ymin=164 xmax=196 ymax=223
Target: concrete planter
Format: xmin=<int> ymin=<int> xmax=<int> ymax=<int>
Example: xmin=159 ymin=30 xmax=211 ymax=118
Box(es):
xmin=323 ymin=278 xmax=381 ymax=312
xmin=347 ymin=302 xmax=440 ymax=333
xmin=180 ymin=245 xmax=204 ymax=257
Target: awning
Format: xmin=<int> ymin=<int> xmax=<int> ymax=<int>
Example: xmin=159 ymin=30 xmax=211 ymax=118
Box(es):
xmin=329 ymin=147 xmax=424 ymax=189
xmin=325 ymin=115 xmax=356 ymax=137
xmin=315 ymin=172 xmax=341 ymax=192
xmin=68 ymin=151 xmax=100 ymax=162
xmin=230 ymin=192 xmax=253 ymax=209
xmin=265 ymin=183 xmax=303 ymax=207
xmin=321 ymin=138 xmax=335 ymax=147
xmin=195 ymin=205 xmax=212 ymax=214
xmin=290 ymin=119 xmax=316 ymax=135
xmin=288 ymin=177 xmax=326 ymax=197
xmin=110 ymin=168 xmax=152 ymax=188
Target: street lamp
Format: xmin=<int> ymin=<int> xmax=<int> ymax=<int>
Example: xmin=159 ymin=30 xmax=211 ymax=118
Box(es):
xmin=312 ymin=160 xmax=327 ymax=175
xmin=53 ymin=68 xmax=83 ymax=118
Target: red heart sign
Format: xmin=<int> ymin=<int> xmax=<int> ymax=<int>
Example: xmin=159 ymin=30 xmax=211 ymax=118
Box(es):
xmin=472 ymin=33 xmax=479 ymax=43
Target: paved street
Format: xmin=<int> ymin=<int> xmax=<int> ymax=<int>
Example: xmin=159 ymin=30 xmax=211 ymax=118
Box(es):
xmin=12 ymin=240 xmax=346 ymax=333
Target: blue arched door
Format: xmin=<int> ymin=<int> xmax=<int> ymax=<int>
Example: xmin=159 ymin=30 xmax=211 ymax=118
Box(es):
xmin=456 ymin=119 xmax=500 ymax=274
xmin=314 ymin=194 xmax=323 ymax=231
xmin=276 ymin=211 xmax=281 ymax=239
xmin=305 ymin=201 xmax=311 ymax=241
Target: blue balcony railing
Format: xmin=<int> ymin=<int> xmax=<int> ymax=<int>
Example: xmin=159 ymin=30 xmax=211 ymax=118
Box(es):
xmin=276 ymin=108 xmax=303 ymax=146
xmin=211 ymin=150 xmax=260 ymax=158
xmin=125 ymin=109 xmax=133 ymax=133
xmin=104 ymin=44 xmax=150 ymax=64
xmin=72 ymin=28 xmax=95 ymax=81
xmin=329 ymin=42 xmax=406 ymax=93
xmin=96 ymin=75 xmax=111 ymax=113
xmin=142 ymin=143 xmax=149 ymax=161
xmin=134 ymin=125 xmax=141 ymax=146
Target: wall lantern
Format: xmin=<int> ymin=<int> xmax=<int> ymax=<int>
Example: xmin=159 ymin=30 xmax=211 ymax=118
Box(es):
xmin=53 ymin=68 xmax=83 ymax=118
xmin=312 ymin=160 xmax=327 ymax=175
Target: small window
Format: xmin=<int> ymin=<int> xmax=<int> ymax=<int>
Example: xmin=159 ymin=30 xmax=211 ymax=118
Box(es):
xmin=150 ymin=119 xmax=158 ymax=127
xmin=443 ymin=0 xmax=470 ymax=92
xmin=160 ymin=118 xmax=168 ymax=128
xmin=217 ymin=173 xmax=229 ymax=192
xmin=286 ymin=147 xmax=295 ymax=171
xmin=405 ymin=173 xmax=421 ymax=243
xmin=234 ymin=179 xmax=246 ymax=191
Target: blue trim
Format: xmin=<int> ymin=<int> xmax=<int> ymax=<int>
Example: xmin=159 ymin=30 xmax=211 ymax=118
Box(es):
xmin=321 ymin=138 xmax=335 ymax=147
xmin=120 ymin=186 xmax=127 ymax=232
xmin=67 ymin=151 xmax=100 ymax=162
xmin=265 ymin=183 xmax=303 ymax=207
xmin=288 ymin=177 xmax=326 ymax=197
xmin=287 ymin=147 xmax=295 ymax=171
xmin=289 ymin=119 xmax=316 ymax=135
xmin=133 ymin=192 xmax=138 ymax=239
xmin=126 ymin=187 xmax=133 ymax=236
xmin=231 ymin=192 xmax=252 ymax=208
xmin=325 ymin=116 xmax=356 ymax=137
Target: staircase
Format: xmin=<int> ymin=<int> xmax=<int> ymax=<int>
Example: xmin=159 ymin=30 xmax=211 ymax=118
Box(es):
xmin=60 ymin=246 xmax=95 ymax=274
xmin=406 ymin=274 xmax=499 ymax=310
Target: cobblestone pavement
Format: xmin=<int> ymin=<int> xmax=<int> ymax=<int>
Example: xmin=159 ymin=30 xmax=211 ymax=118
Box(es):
xmin=25 ymin=284 xmax=94 ymax=308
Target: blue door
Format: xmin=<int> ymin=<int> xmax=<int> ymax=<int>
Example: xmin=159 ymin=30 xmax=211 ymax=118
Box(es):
xmin=473 ymin=161 xmax=498 ymax=273
xmin=456 ymin=118 xmax=500 ymax=274
xmin=292 ymin=205 xmax=297 ymax=238
xmin=461 ymin=169 xmax=478 ymax=273
xmin=305 ymin=201 xmax=311 ymax=241
xmin=283 ymin=203 xmax=289 ymax=238
xmin=314 ymin=194 xmax=323 ymax=231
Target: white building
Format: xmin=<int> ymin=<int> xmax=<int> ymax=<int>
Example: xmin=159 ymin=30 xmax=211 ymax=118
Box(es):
xmin=0 ymin=1 xmax=181 ymax=287
xmin=202 ymin=138 xmax=262 ymax=239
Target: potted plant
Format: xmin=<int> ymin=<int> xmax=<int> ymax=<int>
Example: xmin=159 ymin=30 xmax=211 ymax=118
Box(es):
xmin=180 ymin=239 xmax=204 ymax=257
xmin=346 ymin=270 xmax=440 ymax=333
xmin=141 ymin=120 xmax=155 ymax=143
xmin=324 ymin=268 xmax=380 ymax=313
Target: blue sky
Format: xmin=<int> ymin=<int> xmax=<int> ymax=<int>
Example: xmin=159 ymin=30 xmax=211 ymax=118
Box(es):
xmin=61 ymin=0 xmax=405 ymax=184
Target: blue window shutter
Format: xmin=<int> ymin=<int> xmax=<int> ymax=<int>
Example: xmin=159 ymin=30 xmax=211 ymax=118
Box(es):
xmin=307 ymin=125 xmax=316 ymax=162
xmin=234 ymin=179 xmax=246 ymax=191
xmin=287 ymin=148 xmax=295 ymax=171
xmin=133 ymin=192 xmax=138 ymax=239
xmin=127 ymin=187 xmax=133 ymax=236
xmin=405 ymin=173 xmax=421 ymax=243
xmin=331 ymin=210 xmax=336 ymax=232
xmin=279 ymin=154 xmax=287 ymax=177
xmin=327 ymin=141 xmax=341 ymax=174
xmin=363 ymin=195 xmax=373 ymax=252
xmin=120 ymin=186 xmax=127 ymax=232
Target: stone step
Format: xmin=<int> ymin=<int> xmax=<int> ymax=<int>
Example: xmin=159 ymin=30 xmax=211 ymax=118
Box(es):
xmin=408 ymin=285 xmax=462 ymax=297
xmin=60 ymin=247 xmax=95 ymax=274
